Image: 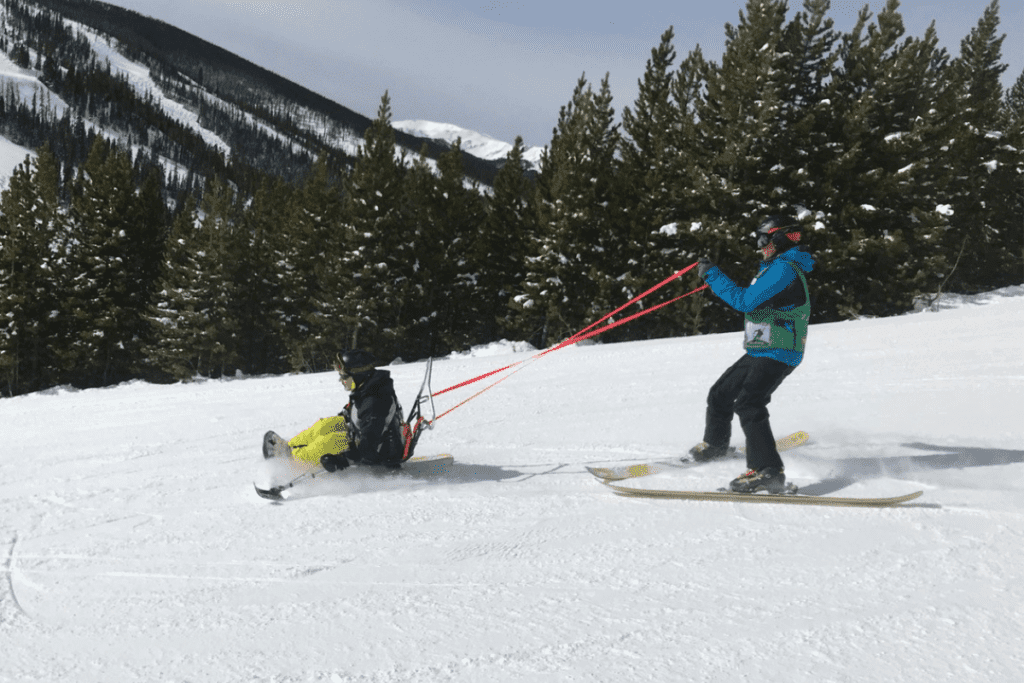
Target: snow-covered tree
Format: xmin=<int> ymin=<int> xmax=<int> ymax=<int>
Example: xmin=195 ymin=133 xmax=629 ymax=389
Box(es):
xmin=939 ymin=0 xmax=1019 ymax=292
xmin=481 ymin=137 xmax=537 ymax=342
xmin=811 ymin=0 xmax=960 ymax=318
xmin=339 ymin=92 xmax=409 ymax=358
xmin=618 ymin=27 xmax=703 ymax=339
xmin=285 ymin=155 xmax=347 ymax=371
xmin=236 ymin=177 xmax=295 ymax=375
xmin=0 ymin=145 xmax=66 ymax=395
xmin=61 ymin=138 xmax=147 ymax=386
xmin=147 ymin=179 xmax=242 ymax=379
xmin=402 ymin=138 xmax=486 ymax=357
xmin=517 ymin=73 xmax=621 ymax=347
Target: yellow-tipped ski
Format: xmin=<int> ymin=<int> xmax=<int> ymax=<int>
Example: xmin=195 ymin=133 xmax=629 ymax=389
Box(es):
xmin=587 ymin=431 xmax=810 ymax=482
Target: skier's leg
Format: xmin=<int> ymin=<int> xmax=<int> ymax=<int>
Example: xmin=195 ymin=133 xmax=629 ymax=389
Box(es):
xmin=703 ymin=356 xmax=753 ymax=447
xmin=289 ymin=416 xmax=351 ymax=465
xmin=735 ymin=357 xmax=795 ymax=471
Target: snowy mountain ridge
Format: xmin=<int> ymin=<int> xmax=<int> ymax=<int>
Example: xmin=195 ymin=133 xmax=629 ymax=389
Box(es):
xmin=393 ymin=119 xmax=545 ymax=170
xmin=0 ymin=0 xmax=509 ymax=191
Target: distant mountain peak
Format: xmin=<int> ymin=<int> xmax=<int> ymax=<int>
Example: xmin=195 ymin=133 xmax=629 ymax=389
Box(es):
xmin=393 ymin=120 xmax=544 ymax=169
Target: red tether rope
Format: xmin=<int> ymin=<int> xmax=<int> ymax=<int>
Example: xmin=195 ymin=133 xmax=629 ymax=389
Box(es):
xmin=426 ymin=262 xmax=707 ymax=423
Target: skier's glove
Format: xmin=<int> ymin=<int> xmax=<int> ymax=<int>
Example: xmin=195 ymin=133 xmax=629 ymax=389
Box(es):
xmin=320 ymin=453 xmax=350 ymax=473
xmin=697 ymin=257 xmax=715 ymax=280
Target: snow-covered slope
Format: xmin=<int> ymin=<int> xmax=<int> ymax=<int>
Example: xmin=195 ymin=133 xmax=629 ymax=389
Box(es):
xmin=2 ymin=286 xmax=1023 ymax=682
xmin=0 ymin=134 xmax=35 ymax=191
xmin=69 ymin=21 xmax=232 ymax=157
xmin=1 ymin=4 xmax=488 ymax=188
xmin=395 ymin=119 xmax=544 ymax=169
xmin=0 ymin=48 xmax=66 ymax=191
xmin=0 ymin=10 xmax=230 ymax=180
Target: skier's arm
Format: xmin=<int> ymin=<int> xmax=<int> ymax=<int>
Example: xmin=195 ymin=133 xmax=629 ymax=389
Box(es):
xmin=704 ymin=262 xmax=797 ymax=313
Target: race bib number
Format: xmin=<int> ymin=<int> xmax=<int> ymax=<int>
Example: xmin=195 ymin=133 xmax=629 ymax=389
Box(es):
xmin=744 ymin=320 xmax=771 ymax=348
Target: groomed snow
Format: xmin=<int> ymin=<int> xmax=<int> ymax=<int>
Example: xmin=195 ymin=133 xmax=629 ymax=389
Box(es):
xmin=2 ymin=286 xmax=1023 ymax=682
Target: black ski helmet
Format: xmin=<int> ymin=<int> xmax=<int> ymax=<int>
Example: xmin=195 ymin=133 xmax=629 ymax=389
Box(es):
xmin=755 ymin=214 xmax=801 ymax=258
xmin=338 ymin=349 xmax=377 ymax=379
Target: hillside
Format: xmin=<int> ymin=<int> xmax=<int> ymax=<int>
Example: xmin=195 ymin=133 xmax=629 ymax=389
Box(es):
xmin=0 ymin=285 xmax=1021 ymax=681
xmin=0 ymin=132 xmax=34 ymax=187
xmin=0 ymin=0 xmax=503 ymax=193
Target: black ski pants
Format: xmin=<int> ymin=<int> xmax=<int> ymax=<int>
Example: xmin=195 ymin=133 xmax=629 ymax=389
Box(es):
xmin=703 ymin=354 xmax=796 ymax=471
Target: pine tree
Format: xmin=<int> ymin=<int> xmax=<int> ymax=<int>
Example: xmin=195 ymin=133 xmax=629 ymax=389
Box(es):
xmin=1005 ymin=71 xmax=1024 ymax=279
xmin=236 ymin=177 xmax=295 ymax=375
xmin=814 ymin=0 xmax=954 ymax=318
xmin=774 ymin=0 xmax=840 ymax=212
xmin=517 ymin=73 xmax=621 ymax=347
xmin=939 ymin=0 xmax=1018 ymax=292
xmin=481 ymin=137 xmax=537 ymax=343
xmin=339 ymin=92 xmax=409 ymax=359
xmin=395 ymin=147 xmax=439 ymax=357
xmin=60 ymin=138 xmax=142 ymax=386
xmin=618 ymin=27 xmax=696 ymax=339
xmin=688 ymin=0 xmax=793 ymax=332
xmin=410 ymin=138 xmax=487 ymax=355
xmin=285 ymin=155 xmax=347 ymax=371
xmin=0 ymin=145 xmax=65 ymax=395
xmin=125 ymin=165 xmax=169 ymax=378
xmin=696 ymin=0 xmax=789 ymax=220
xmin=147 ymin=179 xmax=242 ymax=379
xmin=147 ymin=200 xmax=205 ymax=380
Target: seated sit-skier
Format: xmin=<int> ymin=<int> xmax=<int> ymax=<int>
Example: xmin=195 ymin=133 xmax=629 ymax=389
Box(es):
xmin=287 ymin=349 xmax=407 ymax=472
xmin=689 ymin=214 xmax=815 ymax=493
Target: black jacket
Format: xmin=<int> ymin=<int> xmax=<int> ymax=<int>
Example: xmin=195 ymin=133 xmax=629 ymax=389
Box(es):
xmin=346 ymin=369 xmax=405 ymax=466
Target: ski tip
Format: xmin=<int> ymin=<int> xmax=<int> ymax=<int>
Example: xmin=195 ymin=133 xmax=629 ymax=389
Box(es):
xmin=254 ymin=484 xmax=284 ymax=501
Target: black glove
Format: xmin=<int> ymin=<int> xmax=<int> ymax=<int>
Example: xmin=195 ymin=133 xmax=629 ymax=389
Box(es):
xmin=697 ymin=257 xmax=715 ymax=280
xmin=320 ymin=453 xmax=350 ymax=473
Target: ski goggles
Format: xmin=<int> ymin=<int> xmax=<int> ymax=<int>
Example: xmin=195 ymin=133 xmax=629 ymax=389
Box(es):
xmin=757 ymin=229 xmax=802 ymax=249
xmin=335 ymin=356 xmax=356 ymax=390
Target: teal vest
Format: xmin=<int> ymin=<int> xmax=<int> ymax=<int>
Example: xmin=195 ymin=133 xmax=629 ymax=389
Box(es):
xmin=744 ymin=263 xmax=811 ymax=353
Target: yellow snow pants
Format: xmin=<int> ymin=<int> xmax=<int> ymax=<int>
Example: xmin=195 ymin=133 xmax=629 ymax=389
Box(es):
xmin=288 ymin=416 xmax=351 ymax=465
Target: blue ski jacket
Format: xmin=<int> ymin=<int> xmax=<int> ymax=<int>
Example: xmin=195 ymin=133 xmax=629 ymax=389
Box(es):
xmin=703 ymin=247 xmax=816 ymax=367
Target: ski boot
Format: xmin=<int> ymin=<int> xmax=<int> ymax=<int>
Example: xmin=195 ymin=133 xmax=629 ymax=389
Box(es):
xmin=263 ymin=431 xmax=293 ymax=459
xmin=686 ymin=442 xmax=736 ymax=463
xmin=729 ymin=467 xmax=788 ymax=493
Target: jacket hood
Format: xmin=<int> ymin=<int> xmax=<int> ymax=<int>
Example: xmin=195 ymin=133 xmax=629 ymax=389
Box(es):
xmin=354 ymin=368 xmax=393 ymax=393
xmin=774 ymin=245 xmax=815 ymax=273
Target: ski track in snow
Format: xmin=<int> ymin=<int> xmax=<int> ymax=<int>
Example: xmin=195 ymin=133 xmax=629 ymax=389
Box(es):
xmin=0 ymin=287 xmax=1023 ymax=681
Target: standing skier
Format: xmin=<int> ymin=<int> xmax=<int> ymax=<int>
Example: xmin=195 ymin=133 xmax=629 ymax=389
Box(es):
xmin=689 ymin=214 xmax=815 ymax=493
xmin=288 ymin=349 xmax=407 ymax=473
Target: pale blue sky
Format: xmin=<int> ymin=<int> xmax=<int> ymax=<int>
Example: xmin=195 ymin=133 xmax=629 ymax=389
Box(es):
xmin=104 ymin=0 xmax=1022 ymax=148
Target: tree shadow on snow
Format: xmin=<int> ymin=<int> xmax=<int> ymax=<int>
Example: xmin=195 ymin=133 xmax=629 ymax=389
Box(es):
xmin=798 ymin=443 xmax=1024 ymax=496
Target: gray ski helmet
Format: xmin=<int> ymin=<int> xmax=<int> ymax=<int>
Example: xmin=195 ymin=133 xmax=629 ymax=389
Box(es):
xmin=339 ymin=349 xmax=377 ymax=378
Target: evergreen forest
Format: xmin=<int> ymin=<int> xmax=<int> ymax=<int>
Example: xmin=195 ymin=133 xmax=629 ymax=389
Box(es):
xmin=1 ymin=0 xmax=1022 ymax=397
